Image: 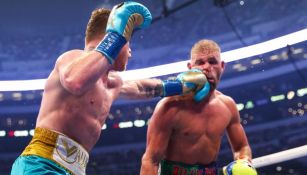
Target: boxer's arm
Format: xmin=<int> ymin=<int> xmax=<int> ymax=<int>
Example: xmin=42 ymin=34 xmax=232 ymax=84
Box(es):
xmin=119 ymin=69 xmax=210 ymax=100
xmin=223 ymin=97 xmax=257 ymax=175
xmin=119 ymin=79 xmax=164 ymax=99
xmin=141 ymin=99 xmax=174 ymax=175
xmin=56 ymin=50 xmax=111 ymax=95
xmin=57 ymin=2 xmax=152 ymax=95
xmin=226 ymin=97 xmax=252 ymax=161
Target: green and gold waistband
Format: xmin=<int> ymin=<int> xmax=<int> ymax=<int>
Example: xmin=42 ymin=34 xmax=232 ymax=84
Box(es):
xmin=22 ymin=127 xmax=89 ymax=175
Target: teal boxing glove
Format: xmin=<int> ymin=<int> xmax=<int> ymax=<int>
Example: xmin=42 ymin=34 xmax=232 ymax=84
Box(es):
xmin=162 ymin=69 xmax=210 ymax=102
xmin=95 ymin=1 xmax=152 ymax=64
xmin=223 ymin=159 xmax=257 ymax=175
xmin=193 ymin=77 xmax=210 ymax=102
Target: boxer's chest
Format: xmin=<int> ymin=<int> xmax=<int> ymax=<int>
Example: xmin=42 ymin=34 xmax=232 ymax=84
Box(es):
xmin=175 ymin=100 xmax=231 ymax=139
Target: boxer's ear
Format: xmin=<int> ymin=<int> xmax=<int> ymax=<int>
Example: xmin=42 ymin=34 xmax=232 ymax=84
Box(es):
xmin=187 ymin=62 xmax=192 ymax=70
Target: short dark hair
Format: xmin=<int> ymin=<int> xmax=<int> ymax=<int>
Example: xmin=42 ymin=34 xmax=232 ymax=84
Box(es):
xmin=85 ymin=8 xmax=111 ymax=43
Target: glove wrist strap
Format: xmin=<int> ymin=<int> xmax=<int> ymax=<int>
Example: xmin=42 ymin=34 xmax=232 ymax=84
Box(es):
xmin=162 ymin=80 xmax=183 ymax=97
xmin=95 ymin=31 xmax=127 ymax=64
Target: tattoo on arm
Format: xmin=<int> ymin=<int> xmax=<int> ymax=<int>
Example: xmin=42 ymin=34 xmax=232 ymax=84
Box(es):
xmin=144 ymin=84 xmax=163 ymax=97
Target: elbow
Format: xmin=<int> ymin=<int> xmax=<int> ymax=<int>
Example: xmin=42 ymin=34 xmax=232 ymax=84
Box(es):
xmin=61 ymin=74 xmax=86 ymax=95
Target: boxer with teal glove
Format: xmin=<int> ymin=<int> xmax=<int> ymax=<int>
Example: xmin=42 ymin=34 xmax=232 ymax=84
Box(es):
xmin=223 ymin=159 xmax=257 ymax=175
xmin=95 ymin=1 xmax=152 ymax=64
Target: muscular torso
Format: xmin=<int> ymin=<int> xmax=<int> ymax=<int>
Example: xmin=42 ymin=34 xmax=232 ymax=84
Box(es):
xmin=165 ymin=93 xmax=232 ymax=164
xmin=36 ymin=51 xmax=122 ymax=152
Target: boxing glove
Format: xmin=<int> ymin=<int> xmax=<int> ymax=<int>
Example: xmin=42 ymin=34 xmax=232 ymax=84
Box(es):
xmin=223 ymin=159 xmax=257 ymax=175
xmin=162 ymin=69 xmax=210 ymax=102
xmin=95 ymin=1 xmax=152 ymax=64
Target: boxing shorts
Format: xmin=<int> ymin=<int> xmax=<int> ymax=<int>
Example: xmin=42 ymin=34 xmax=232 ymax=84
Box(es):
xmin=159 ymin=159 xmax=218 ymax=175
xmin=11 ymin=127 xmax=89 ymax=175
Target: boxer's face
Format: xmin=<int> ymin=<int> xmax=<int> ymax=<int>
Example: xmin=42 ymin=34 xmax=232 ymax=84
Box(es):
xmin=188 ymin=50 xmax=224 ymax=89
xmin=113 ymin=42 xmax=131 ymax=71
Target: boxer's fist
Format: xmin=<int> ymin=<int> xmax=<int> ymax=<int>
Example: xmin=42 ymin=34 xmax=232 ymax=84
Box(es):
xmin=176 ymin=68 xmax=209 ymax=96
xmin=95 ymin=1 xmax=152 ymax=64
xmin=107 ymin=1 xmax=152 ymax=41
xmin=223 ymin=159 xmax=257 ymax=175
xmin=162 ymin=69 xmax=210 ymax=101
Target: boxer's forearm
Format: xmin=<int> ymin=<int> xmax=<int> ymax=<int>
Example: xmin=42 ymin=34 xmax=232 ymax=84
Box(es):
xmin=120 ymin=79 xmax=164 ymax=99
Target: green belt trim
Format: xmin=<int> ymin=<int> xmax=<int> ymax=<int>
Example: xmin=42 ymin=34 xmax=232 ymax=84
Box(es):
xmin=160 ymin=159 xmax=217 ymax=175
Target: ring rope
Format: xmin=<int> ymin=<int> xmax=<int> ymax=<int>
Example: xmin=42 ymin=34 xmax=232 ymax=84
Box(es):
xmin=253 ymin=145 xmax=307 ymax=168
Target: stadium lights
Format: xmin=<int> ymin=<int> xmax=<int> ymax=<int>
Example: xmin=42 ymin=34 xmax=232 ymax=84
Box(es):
xmin=297 ymin=87 xmax=307 ymax=97
xmin=0 ymin=28 xmax=307 ymax=91
xmin=271 ymin=94 xmax=286 ymax=102
xmin=0 ymin=130 xmax=6 ymax=137
xmin=102 ymin=124 xmax=107 ymax=130
xmin=29 ymin=129 xmax=35 ymax=136
xmin=287 ymin=91 xmax=295 ymax=100
xmin=14 ymin=130 xmax=29 ymax=137
xmin=134 ymin=120 xmax=146 ymax=127
xmin=236 ymin=103 xmax=244 ymax=111
xmin=118 ymin=121 xmax=133 ymax=128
